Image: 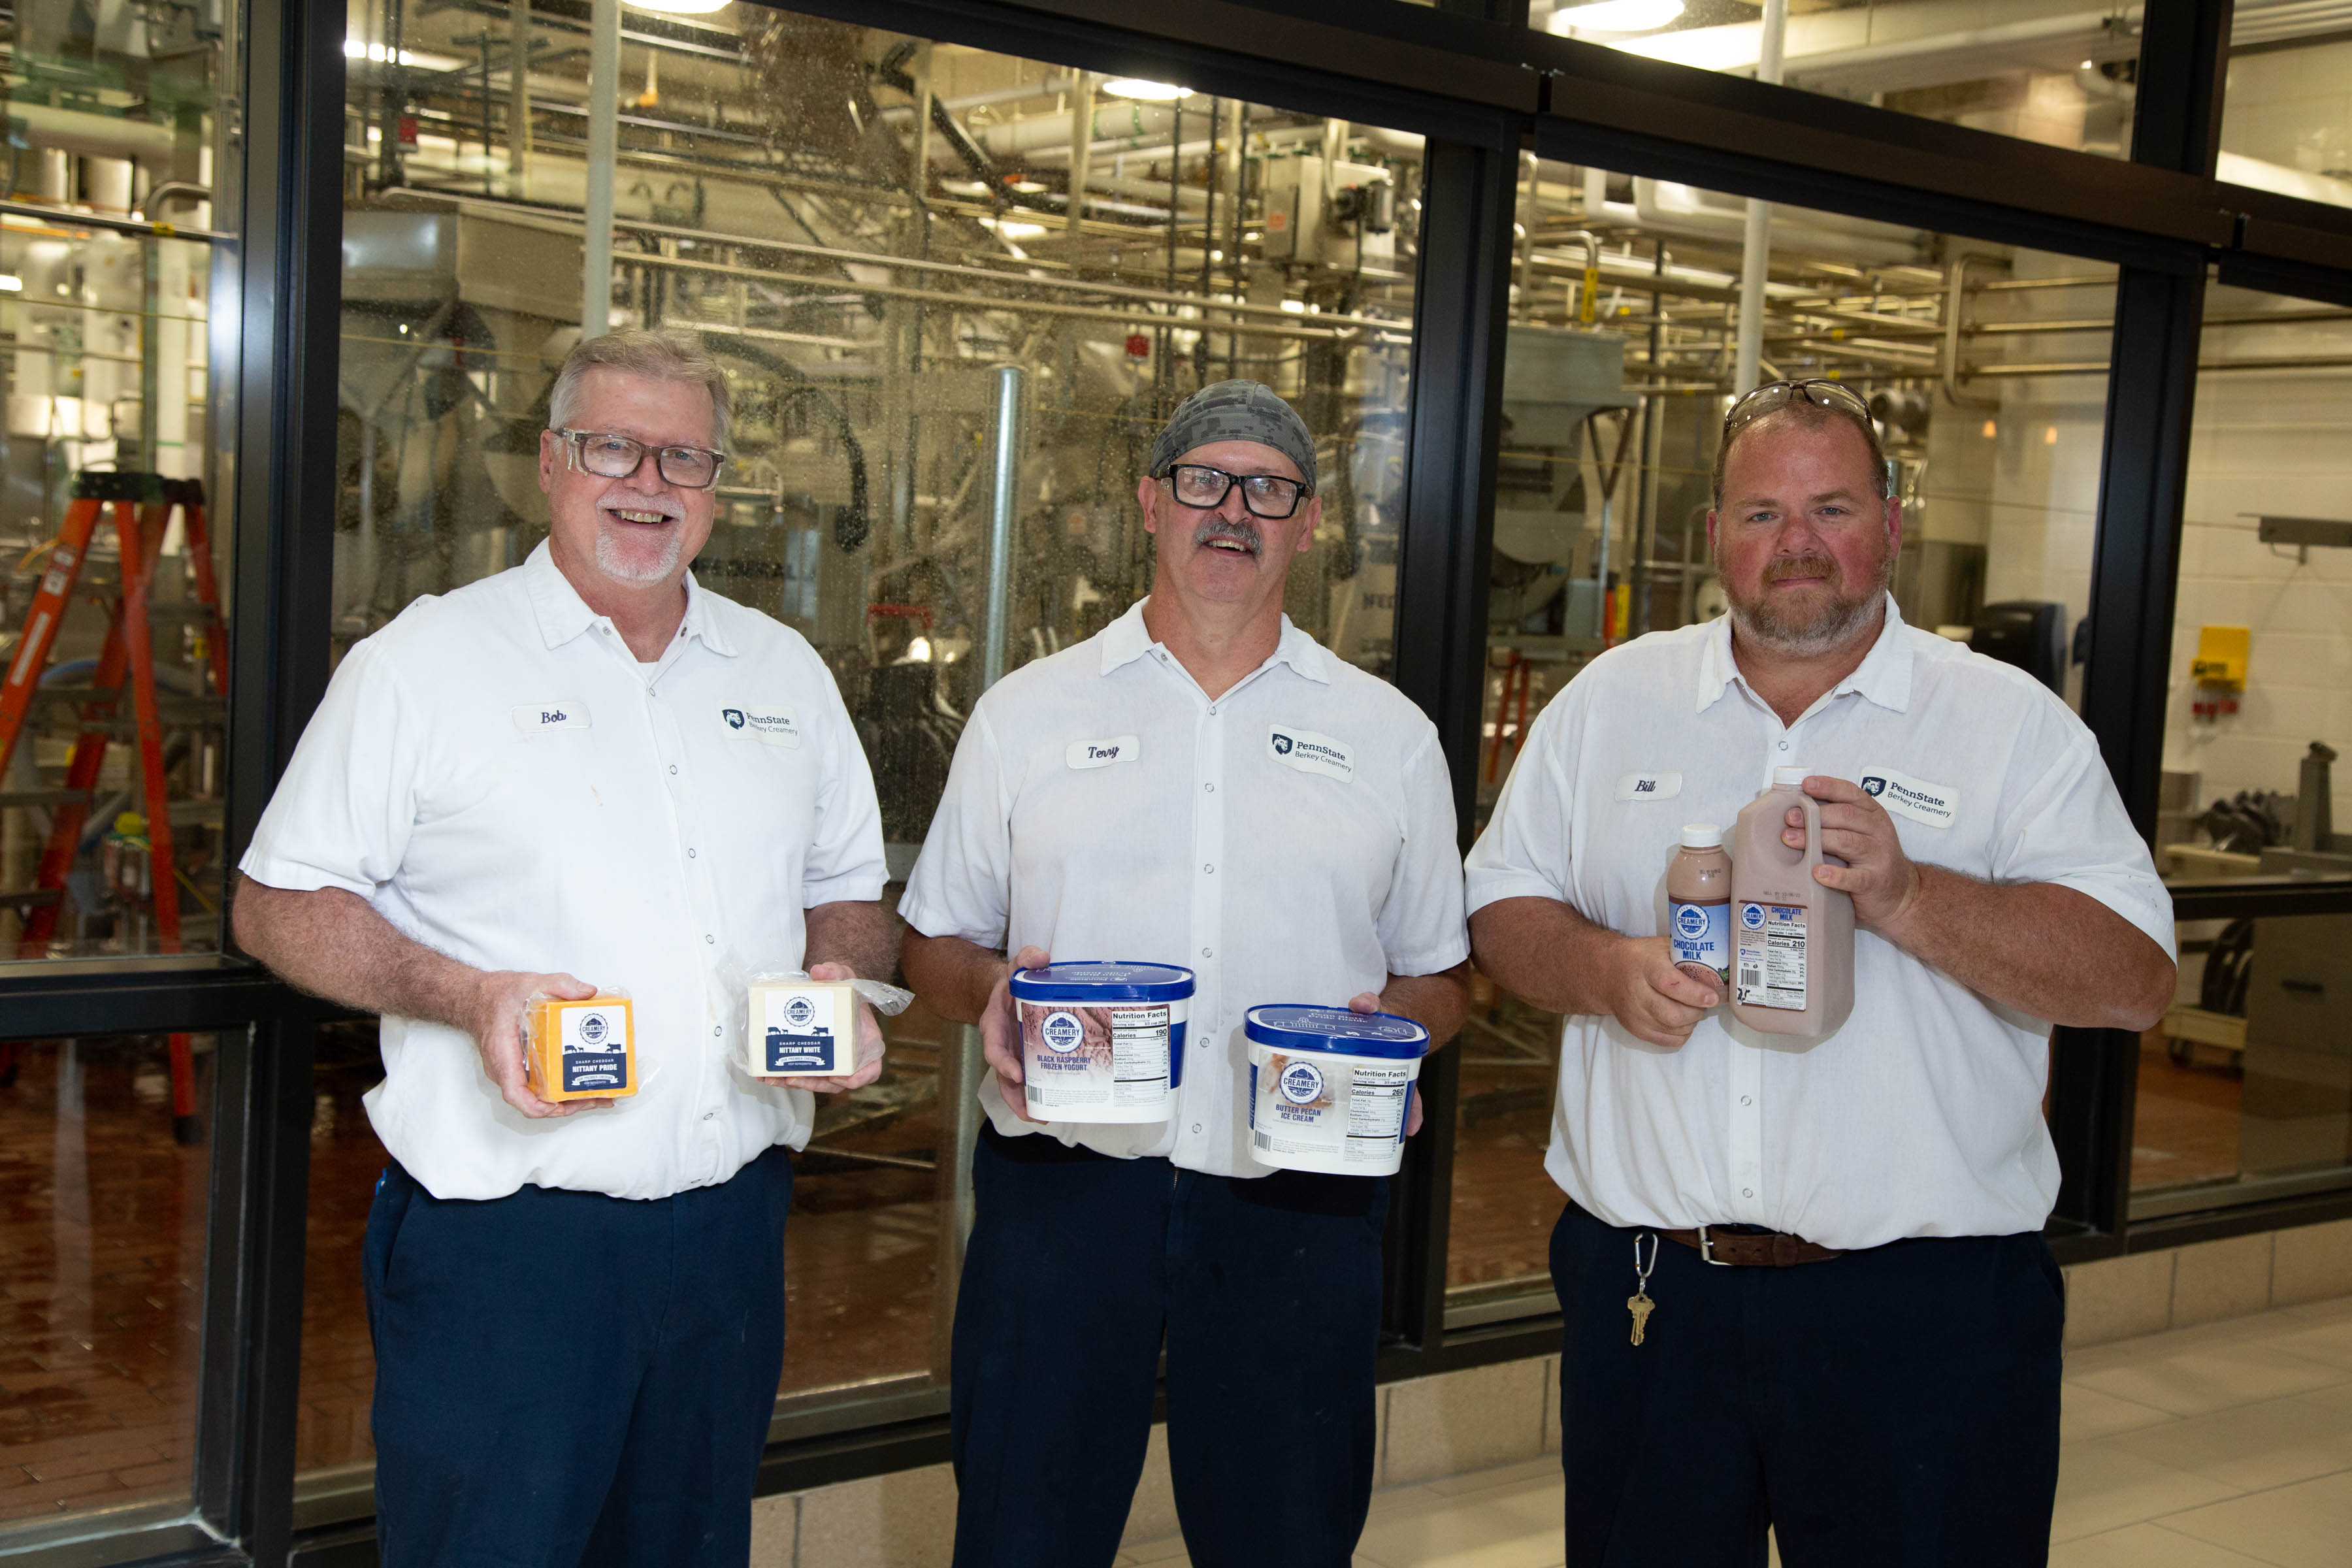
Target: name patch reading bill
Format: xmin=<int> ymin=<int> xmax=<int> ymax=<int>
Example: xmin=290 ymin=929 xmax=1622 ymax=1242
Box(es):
xmin=1067 ymin=735 xmax=1141 ymax=770
xmin=723 ymin=706 xmax=802 ymax=747
xmin=1267 ymin=727 xmax=1355 ymax=782
xmin=1615 ymin=771 xmax=1684 ymax=802
xmin=513 ymin=704 xmax=590 ymax=732
xmin=1858 ymin=766 xmax=1958 ymax=828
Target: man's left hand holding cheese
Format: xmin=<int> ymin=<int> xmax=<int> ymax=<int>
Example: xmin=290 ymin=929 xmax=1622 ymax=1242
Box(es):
xmin=232 ymin=328 xmax=892 ymax=1568
xmin=900 ymin=381 xmax=1469 ymax=1568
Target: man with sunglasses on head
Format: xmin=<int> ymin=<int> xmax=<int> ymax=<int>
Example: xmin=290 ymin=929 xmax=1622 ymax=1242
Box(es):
xmin=900 ymin=380 xmax=1469 ymax=1568
xmin=1466 ymin=379 xmax=2174 ymax=1566
xmin=231 ymin=327 xmax=894 ymax=1567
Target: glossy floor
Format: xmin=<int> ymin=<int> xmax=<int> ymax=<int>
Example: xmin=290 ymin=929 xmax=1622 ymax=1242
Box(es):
xmin=1117 ymin=1293 xmax=2352 ymax=1568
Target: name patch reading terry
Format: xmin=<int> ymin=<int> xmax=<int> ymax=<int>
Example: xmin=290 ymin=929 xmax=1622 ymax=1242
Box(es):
xmin=1858 ymin=766 xmax=1958 ymax=828
xmin=1267 ymin=726 xmax=1354 ymax=782
xmin=513 ymin=704 xmax=590 ymax=732
xmin=1067 ymin=735 xmax=1141 ymax=770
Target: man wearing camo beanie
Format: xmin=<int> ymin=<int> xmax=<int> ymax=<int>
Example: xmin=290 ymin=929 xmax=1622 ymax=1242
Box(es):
xmin=902 ymin=380 xmax=1471 ymax=1567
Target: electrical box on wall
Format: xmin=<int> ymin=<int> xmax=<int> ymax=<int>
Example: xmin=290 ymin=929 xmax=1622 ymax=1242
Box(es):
xmin=1260 ymin=155 xmax=1396 ymax=269
xmin=2191 ymin=624 xmax=2249 ymax=721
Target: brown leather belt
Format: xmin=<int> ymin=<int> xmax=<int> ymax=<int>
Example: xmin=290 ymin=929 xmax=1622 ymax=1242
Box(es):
xmin=1660 ymin=1226 xmax=1842 ymax=1267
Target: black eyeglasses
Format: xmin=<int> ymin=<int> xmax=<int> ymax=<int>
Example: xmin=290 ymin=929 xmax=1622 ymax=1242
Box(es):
xmin=1723 ymin=379 xmax=1871 ymax=433
xmin=558 ymin=428 xmax=727 ymax=490
xmin=1158 ymin=463 xmax=1312 ymax=519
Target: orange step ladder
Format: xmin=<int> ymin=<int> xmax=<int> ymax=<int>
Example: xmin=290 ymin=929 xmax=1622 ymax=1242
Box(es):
xmin=0 ymin=471 xmax=227 ymax=1143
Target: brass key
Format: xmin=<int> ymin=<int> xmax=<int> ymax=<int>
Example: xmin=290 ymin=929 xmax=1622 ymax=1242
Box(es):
xmin=1628 ymin=1230 xmax=1658 ymax=1347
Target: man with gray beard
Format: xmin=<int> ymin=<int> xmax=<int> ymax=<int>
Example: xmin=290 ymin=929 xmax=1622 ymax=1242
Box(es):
xmin=232 ymin=327 xmax=894 ymax=1565
xmin=1465 ymin=382 xmax=2175 ymax=1567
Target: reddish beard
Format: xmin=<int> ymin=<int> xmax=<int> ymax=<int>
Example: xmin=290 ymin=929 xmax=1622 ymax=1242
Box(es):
xmin=1728 ymin=549 xmax=1891 ymax=655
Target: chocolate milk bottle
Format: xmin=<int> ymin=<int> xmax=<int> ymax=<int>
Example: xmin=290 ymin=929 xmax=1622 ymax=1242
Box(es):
xmin=1666 ymin=825 xmax=1731 ymax=994
xmin=1729 ymin=766 xmax=1855 ymax=1037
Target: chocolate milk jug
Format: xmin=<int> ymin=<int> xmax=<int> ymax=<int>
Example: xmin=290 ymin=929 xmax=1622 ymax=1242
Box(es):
xmin=1666 ymin=824 xmax=1732 ymax=993
xmin=1729 ymin=766 xmax=1855 ymax=1037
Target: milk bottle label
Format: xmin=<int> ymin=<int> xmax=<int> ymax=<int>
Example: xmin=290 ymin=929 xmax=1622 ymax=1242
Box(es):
xmin=1669 ymin=900 xmax=1731 ymax=983
xmin=1735 ymin=902 xmax=1809 ymax=1011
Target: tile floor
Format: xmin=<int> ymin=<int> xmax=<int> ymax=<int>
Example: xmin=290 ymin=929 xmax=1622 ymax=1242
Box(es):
xmin=1115 ymin=1292 xmax=2352 ymax=1568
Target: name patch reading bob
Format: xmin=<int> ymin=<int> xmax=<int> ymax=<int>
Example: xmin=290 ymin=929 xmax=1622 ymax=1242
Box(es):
xmin=513 ymin=704 xmax=590 ymax=731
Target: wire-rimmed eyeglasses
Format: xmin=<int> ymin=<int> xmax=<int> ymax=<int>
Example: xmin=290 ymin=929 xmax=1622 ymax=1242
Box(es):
xmin=1722 ymin=379 xmax=1871 ymax=433
xmin=1158 ymin=463 xmax=1312 ymax=519
xmin=557 ymin=428 xmax=727 ymax=490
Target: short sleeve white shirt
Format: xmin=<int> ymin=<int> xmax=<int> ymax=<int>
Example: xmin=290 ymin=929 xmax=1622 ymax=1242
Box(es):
xmin=1464 ymin=597 xmax=2173 ymax=1250
xmin=899 ymin=600 xmax=1469 ymax=1177
xmin=239 ymin=542 xmax=887 ymax=1201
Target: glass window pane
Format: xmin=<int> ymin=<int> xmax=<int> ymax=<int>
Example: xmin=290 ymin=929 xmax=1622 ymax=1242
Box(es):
xmin=1454 ymin=154 xmax=2116 ymax=1322
xmin=0 ymin=2 xmax=235 ymax=964
xmin=306 ymin=1 xmax=1422 ymax=1497
xmin=1537 ymin=0 xmax=2136 ymax=159
xmin=2222 ymin=31 xmax=2352 ymax=210
xmin=2134 ymin=275 xmax=2352 ymax=1219
xmin=0 ymin=1034 xmax=214 ymax=1541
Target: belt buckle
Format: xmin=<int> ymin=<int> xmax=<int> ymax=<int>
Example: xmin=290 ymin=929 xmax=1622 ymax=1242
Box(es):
xmin=1695 ymin=1224 xmax=1731 ymax=1266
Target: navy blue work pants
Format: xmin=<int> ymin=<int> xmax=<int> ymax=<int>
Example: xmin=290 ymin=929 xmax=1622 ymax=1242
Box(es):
xmin=949 ymin=1125 xmax=1388 ymax=1568
xmin=363 ymin=1147 xmax=794 ymax=1568
xmin=1550 ymin=1200 xmax=2065 ymax=1568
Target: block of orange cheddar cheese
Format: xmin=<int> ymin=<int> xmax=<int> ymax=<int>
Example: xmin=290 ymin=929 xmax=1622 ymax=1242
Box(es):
xmin=523 ymin=996 xmax=637 ymax=1101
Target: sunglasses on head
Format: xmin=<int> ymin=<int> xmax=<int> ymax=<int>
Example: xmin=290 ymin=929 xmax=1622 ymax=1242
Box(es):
xmin=1722 ymin=379 xmax=1872 ymax=433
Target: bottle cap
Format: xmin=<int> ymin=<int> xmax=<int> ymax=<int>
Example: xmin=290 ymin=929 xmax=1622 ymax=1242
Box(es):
xmin=1680 ymin=823 xmax=1723 ymax=848
xmin=1772 ymin=765 xmax=1810 ymax=788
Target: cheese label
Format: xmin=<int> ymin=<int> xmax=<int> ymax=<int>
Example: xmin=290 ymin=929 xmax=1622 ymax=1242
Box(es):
xmin=523 ymin=996 xmax=636 ymax=1101
xmin=1267 ymin=725 xmax=1354 ymax=782
xmin=513 ymin=704 xmax=589 ymax=732
xmin=749 ymin=980 xmax=857 ymax=1076
xmin=1859 ymin=766 xmax=1958 ymax=828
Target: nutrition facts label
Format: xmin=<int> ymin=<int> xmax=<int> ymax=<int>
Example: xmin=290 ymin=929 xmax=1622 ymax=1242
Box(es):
xmin=1735 ymin=903 xmax=1810 ymax=1011
xmin=1109 ymin=1004 xmax=1171 ymax=1104
xmin=1344 ymin=1063 xmax=1413 ymax=1151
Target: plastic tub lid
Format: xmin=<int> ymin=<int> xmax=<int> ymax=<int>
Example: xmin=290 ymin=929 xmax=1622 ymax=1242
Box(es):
xmin=1244 ymin=1004 xmax=1429 ymax=1059
xmin=1009 ymin=961 xmax=1196 ymax=1003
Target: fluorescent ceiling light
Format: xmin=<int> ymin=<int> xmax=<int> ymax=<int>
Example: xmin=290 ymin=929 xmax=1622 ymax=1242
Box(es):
xmin=342 ymin=39 xmax=417 ymax=65
xmin=1279 ymin=299 xmax=1306 ymax=314
xmin=1101 ymin=78 xmax=1193 ymax=102
xmin=0 ymin=276 xmax=20 ymax=292
xmin=625 ymin=0 xmax=730 ymax=12
xmin=906 ymin=636 xmax=932 ymax=662
xmin=983 ymin=217 xmax=1047 ymax=238
xmin=1547 ymin=0 xmax=1684 ymax=33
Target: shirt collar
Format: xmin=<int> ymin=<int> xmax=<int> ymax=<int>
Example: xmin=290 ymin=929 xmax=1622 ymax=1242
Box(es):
xmin=1098 ymin=597 xmax=1330 ymax=686
xmin=521 ymin=538 xmax=738 ymax=659
xmin=1695 ymin=591 xmax=1913 ymax=716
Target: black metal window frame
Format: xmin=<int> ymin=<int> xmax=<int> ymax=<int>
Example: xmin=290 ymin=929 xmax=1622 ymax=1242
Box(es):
xmin=7 ymin=1 xmax=2352 ymax=1562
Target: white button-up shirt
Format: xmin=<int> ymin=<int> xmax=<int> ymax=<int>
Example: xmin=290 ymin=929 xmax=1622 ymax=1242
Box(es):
xmin=240 ymin=542 xmax=887 ymax=1202
xmin=900 ymin=599 xmax=1469 ymax=1177
xmin=1465 ymin=597 xmax=2173 ymax=1250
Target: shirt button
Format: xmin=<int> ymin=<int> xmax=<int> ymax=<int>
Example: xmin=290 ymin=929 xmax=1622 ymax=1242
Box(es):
xmin=706 ymin=934 xmax=715 ymax=945
xmin=1201 ymin=947 xmax=1213 ymax=958
xmin=1192 ymin=1124 xmax=1202 ymax=1134
xmin=1741 ymin=1096 xmax=1752 ymax=1106
xmin=1203 ymin=864 xmax=1214 ymax=874
xmin=704 ymin=1111 xmax=717 ymax=1122
xmin=1204 ymin=783 xmax=1215 ymax=793
xmin=688 ymin=848 xmax=697 ymax=858
xmin=1777 ymin=740 xmax=1788 ymax=751
xmin=1742 ymin=1187 xmax=1754 ymax=1198
xmin=713 ymin=1026 xmax=723 ymax=1037
xmin=1208 ymin=704 xmax=1218 ymax=715
xmin=670 ymin=764 xmax=679 ymax=775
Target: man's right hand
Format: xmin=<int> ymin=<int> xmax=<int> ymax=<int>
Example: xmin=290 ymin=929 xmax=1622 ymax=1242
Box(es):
xmin=1606 ymin=936 xmax=1721 ymax=1049
xmin=471 ymin=970 xmax=604 ymax=1118
xmin=979 ymin=945 xmax=1050 ymax=1124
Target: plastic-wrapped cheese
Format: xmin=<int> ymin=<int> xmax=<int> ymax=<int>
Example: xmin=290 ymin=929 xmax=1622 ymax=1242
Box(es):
xmin=747 ymin=978 xmax=860 ymax=1077
xmin=523 ymin=996 xmax=637 ymax=1101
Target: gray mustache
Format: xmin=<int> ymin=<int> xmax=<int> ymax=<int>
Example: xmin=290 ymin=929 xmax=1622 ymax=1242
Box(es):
xmin=1193 ymin=518 xmax=1262 ymax=555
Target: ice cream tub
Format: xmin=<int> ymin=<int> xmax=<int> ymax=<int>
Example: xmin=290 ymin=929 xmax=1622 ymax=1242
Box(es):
xmin=1245 ymin=1005 xmax=1429 ymax=1176
xmin=1008 ymin=962 xmax=1194 ymax=1122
